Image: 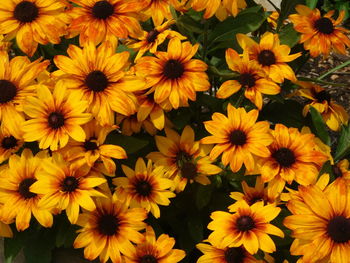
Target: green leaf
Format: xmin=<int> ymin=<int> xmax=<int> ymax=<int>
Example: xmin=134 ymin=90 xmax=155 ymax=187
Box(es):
xmin=176 ymin=14 xmax=204 ymax=34
xmin=106 ymin=132 xmax=149 ymax=154
xmin=187 ymin=216 xmax=204 ymax=242
xmin=334 ymin=124 xmax=350 ymax=161
xmin=278 ymin=0 xmax=304 ymax=31
xmin=309 ymin=106 xmax=331 ymax=146
xmin=306 ymin=0 xmax=318 ymax=9
xmin=279 ymin=23 xmax=300 ymax=47
xmin=4 ymin=236 xmax=23 ymax=263
xmin=55 ymin=217 xmax=79 ymax=248
xmin=195 ymin=184 xmax=213 ymax=210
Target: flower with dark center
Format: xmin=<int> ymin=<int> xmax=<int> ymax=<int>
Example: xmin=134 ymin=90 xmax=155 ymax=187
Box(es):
xmin=84 ymin=139 xmax=98 ymax=151
xmin=272 ymin=147 xmax=295 ymax=167
xmin=97 ymin=214 xmax=119 ymax=236
xmin=18 ymin=178 xmax=37 ymax=199
xmin=229 ymin=130 xmax=247 ymax=146
xmin=1 ymin=136 xmax=17 ymax=149
xmin=236 ymin=215 xmax=255 ymax=231
xmin=315 ymin=90 xmax=331 ymax=103
xmin=248 ymin=195 xmax=264 ymax=205
xmin=314 ymin=17 xmax=334 ymax=34
xmin=0 ymin=80 xmax=17 ymax=104
xmin=139 ymin=254 xmax=158 ymax=263
xmin=85 ymin=70 xmax=109 ymax=92
xmin=14 ymin=1 xmax=39 ymax=23
xmin=135 ymin=180 xmax=152 ymax=196
xmin=92 ymin=1 xmax=114 ymax=20
xmin=258 ymin=50 xmax=276 ymax=66
xmin=163 ymin=59 xmax=184 ymax=79
xmin=176 ymin=151 xmax=192 ymax=167
xmin=327 ymin=216 xmax=350 ymax=243
xmin=61 ymin=176 xmax=79 ymax=192
xmin=146 ymin=30 xmax=160 ymax=43
xmin=180 ymin=162 xmax=197 ymax=180
xmin=224 ymin=247 xmax=245 ymax=263
xmin=238 ymin=73 xmax=256 ymax=88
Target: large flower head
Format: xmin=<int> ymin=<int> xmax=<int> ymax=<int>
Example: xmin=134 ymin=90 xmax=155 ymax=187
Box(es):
xmin=216 ymin=49 xmax=280 ymax=110
xmin=0 ymin=0 xmax=68 ymax=56
xmin=67 ymin=0 xmax=148 ymax=46
xmin=122 ymin=225 xmax=186 ymax=263
xmin=53 ymin=42 xmax=145 ymax=126
xmin=208 ymin=201 xmax=284 ymax=255
xmin=22 ymin=83 xmax=92 ymax=151
xmin=73 ymin=198 xmax=147 ymax=263
xmin=201 ymin=104 xmax=273 ymax=173
xmin=289 ymin=5 xmax=350 ymax=57
xmin=135 ymin=37 xmax=210 ymax=109
xmin=236 ymin=32 xmax=301 ymax=83
xmin=0 ymin=149 xmax=53 ymax=231
xmin=284 ymin=178 xmax=350 ymax=263
xmin=0 ymin=127 xmax=23 ymax=164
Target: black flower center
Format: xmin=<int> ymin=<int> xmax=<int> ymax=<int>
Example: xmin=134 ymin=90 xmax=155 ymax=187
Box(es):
xmin=14 ymin=1 xmax=39 ymax=23
xmin=92 ymin=1 xmax=114 ymax=20
xmin=98 ymin=214 xmax=119 ymax=236
xmin=146 ymin=30 xmax=160 ymax=43
xmin=48 ymin=112 xmax=65 ymax=129
xmin=139 ymin=254 xmax=158 ymax=263
xmin=61 ymin=176 xmax=79 ymax=192
xmin=272 ymin=147 xmax=296 ymax=168
xmin=258 ymin=50 xmax=276 ymax=66
xmin=1 ymin=136 xmax=18 ymax=149
xmin=238 ymin=73 xmax=256 ymax=88
xmin=236 ymin=215 xmax=255 ymax=232
xmin=314 ymin=17 xmax=334 ymax=34
xmin=135 ymin=180 xmax=152 ymax=196
xmin=229 ymin=130 xmax=247 ymax=146
xmin=85 ymin=70 xmax=109 ymax=92
xmin=327 ymin=216 xmax=350 ymax=243
xmin=180 ymin=162 xmax=197 ymax=180
xmin=248 ymin=194 xmax=264 ymax=205
xmin=84 ymin=139 xmax=98 ymax=151
xmin=163 ymin=59 xmax=184 ymax=79
xmin=0 ymin=80 xmax=17 ymax=104
xmin=224 ymin=247 xmax=245 ymax=263
xmin=315 ymin=90 xmax=331 ymax=103
xmin=18 ymin=178 xmax=37 ymax=199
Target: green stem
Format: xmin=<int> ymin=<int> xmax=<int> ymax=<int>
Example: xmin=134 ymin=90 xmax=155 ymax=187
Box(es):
xmin=298 ymin=77 xmax=348 ymax=87
xmin=318 ymin=59 xmax=350 ymax=80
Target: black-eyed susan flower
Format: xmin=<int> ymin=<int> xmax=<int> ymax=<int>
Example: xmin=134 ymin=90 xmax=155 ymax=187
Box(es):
xmin=0 ymin=52 xmax=49 ymax=138
xmin=208 ymin=201 xmax=284 ymax=255
xmin=73 ymin=197 xmax=147 ymax=263
xmin=216 ymin=49 xmax=280 ymax=110
xmin=60 ymin=120 xmax=127 ymax=174
xmin=122 ymin=225 xmax=186 ymax=263
xmin=53 ymin=42 xmax=145 ymax=126
xmin=30 ymin=153 xmax=106 ymax=224
xmin=284 ymin=178 xmax=350 ymax=263
xmin=113 ymin=158 xmax=175 ymax=218
xmin=0 ymin=149 xmax=53 ymax=231
xmin=67 ymin=0 xmax=148 ymax=46
xmin=117 ymin=113 xmax=158 ymax=136
xmin=201 ymin=104 xmax=273 ymax=173
xmin=0 ymin=0 xmax=68 ymax=56
xmin=147 ymin=126 xmax=222 ymax=192
xmin=289 ymin=5 xmax=350 ymax=57
xmin=22 ymin=83 xmax=92 ymax=151
xmin=236 ymin=32 xmax=301 ymax=83
xmin=0 ymin=128 xmax=23 ymax=164
xmin=135 ymin=37 xmax=210 ymax=109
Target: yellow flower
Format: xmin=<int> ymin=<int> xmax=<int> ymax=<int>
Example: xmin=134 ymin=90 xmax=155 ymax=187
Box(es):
xmin=333 ymin=159 xmax=350 ymax=183
xmin=117 ymin=113 xmax=158 ymax=136
xmin=0 ymin=35 xmax=11 ymax=52
xmin=289 ymin=5 xmax=350 ymax=57
xmin=0 ymin=128 xmax=23 ymax=164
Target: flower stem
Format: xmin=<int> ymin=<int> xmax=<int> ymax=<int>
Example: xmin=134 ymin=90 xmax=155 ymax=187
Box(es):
xmin=318 ymin=59 xmax=350 ymax=80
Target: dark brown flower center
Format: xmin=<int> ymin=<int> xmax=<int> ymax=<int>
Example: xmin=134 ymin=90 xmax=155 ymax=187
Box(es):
xmin=327 ymin=216 xmax=350 ymax=243
xmin=180 ymin=162 xmax=197 ymax=180
xmin=258 ymin=50 xmax=276 ymax=66
xmin=224 ymin=247 xmax=245 ymax=263
xmin=146 ymin=30 xmax=160 ymax=43
xmin=272 ymin=147 xmax=295 ymax=167
xmin=92 ymin=1 xmax=114 ymax=20
xmin=98 ymin=214 xmax=119 ymax=236
xmin=236 ymin=215 xmax=255 ymax=231
xmin=229 ymin=130 xmax=247 ymax=146
xmin=315 ymin=90 xmax=331 ymax=103
xmin=248 ymin=194 xmax=264 ymax=205
xmin=176 ymin=151 xmax=192 ymax=166
xmin=332 ymin=165 xmax=343 ymax=178
xmin=140 ymin=254 xmax=158 ymax=263
xmin=48 ymin=112 xmax=65 ymax=129
xmin=1 ymin=136 xmax=18 ymax=149
xmin=61 ymin=176 xmax=79 ymax=192
xmin=314 ymin=17 xmax=334 ymax=34
xmin=0 ymin=80 xmax=17 ymax=104
xmin=18 ymin=178 xmax=37 ymax=199
xmin=85 ymin=70 xmax=109 ymax=92
xmin=238 ymin=73 xmax=256 ymax=88
xmin=163 ymin=59 xmax=184 ymax=79
xmin=84 ymin=139 xmax=98 ymax=151
xmin=14 ymin=1 xmax=39 ymax=23
xmin=135 ymin=180 xmax=152 ymax=196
